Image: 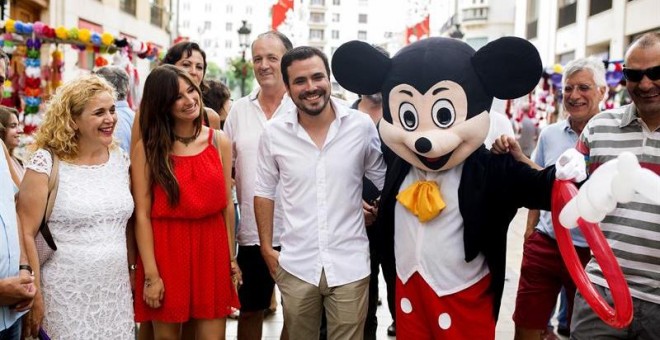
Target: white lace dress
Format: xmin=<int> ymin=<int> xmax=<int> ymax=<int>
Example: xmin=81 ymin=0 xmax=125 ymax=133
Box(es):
xmin=27 ymin=148 xmax=135 ymax=339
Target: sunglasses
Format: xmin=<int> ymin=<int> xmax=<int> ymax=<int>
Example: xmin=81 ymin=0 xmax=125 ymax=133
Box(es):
xmin=622 ymin=65 xmax=660 ymax=82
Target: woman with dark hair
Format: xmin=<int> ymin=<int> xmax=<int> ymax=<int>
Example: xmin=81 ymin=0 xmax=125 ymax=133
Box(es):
xmin=132 ymin=65 xmax=239 ymax=340
xmin=0 ymin=106 xmax=24 ymax=179
xmin=130 ymin=41 xmax=222 ymax=155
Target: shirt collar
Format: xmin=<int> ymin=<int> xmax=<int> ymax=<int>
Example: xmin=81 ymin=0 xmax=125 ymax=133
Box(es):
xmin=619 ymin=104 xmax=639 ymax=128
xmin=115 ymin=100 xmax=129 ymax=108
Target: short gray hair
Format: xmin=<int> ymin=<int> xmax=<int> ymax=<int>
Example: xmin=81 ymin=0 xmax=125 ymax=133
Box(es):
xmin=562 ymin=57 xmax=607 ymax=88
xmin=95 ymin=66 xmax=130 ymax=100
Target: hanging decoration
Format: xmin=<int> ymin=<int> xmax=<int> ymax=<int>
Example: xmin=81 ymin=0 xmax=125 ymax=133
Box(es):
xmin=1 ymin=18 xmax=167 ymax=61
xmin=23 ymin=38 xmax=42 ymax=134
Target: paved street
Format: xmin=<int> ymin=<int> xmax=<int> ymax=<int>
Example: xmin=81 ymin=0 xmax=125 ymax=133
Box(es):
xmin=226 ymin=208 xmax=566 ymax=339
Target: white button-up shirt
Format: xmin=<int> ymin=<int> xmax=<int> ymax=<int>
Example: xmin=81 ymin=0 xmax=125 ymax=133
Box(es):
xmin=254 ymin=98 xmax=386 ymax=287
xmin=224 ymin=88 xmax=294 ymax=246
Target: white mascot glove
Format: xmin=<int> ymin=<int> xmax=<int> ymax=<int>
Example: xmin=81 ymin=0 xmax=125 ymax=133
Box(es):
xmin=559 ymin=152 xmax=660 ymax=228
xmin=555 ymin=148 xmax=587 ymax=182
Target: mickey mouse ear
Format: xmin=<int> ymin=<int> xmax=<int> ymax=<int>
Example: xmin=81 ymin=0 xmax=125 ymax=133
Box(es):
xmin=472 ymin=37 xmax=542 ymax=99
xmin=331 ymin=40 xmax=391 ymax=95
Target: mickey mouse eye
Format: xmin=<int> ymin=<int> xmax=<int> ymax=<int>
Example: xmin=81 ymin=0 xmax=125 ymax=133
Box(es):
xmin=431 ymin=99 xmax=455 ymax=128
xmin=398 ymin=102 xmax=418 ymax=131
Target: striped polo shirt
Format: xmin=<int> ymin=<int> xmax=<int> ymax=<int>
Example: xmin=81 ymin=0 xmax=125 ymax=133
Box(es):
xmin=576 ymin=103 xmax=660 ymax=304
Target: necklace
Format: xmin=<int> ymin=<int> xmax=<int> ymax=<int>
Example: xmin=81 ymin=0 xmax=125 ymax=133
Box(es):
xmin=174 ymin=132 xmax=198 ymax=146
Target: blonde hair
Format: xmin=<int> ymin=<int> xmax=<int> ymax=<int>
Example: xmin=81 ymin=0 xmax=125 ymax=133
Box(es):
xmin=34 ymin=74 xmax=116 ymax=161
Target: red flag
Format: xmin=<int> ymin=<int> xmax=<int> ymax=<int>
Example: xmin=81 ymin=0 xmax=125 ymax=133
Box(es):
xmin=272 ymin=0 xmax=294 ymax=31
xmin=406 ymin=15 xmax=430 ymax=44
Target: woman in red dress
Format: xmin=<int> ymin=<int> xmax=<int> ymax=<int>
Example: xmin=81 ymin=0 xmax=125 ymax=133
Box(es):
xmin=132 ymin=64 xmax=240 ymax=339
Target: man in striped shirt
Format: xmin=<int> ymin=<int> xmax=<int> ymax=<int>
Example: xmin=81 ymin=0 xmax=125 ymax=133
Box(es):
xmin=570 ymin=32 xmax=660 ymax=339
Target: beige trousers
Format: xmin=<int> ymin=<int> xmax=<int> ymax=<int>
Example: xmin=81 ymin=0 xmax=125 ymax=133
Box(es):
xmin=275 ymin=266 xmax=369 ymax=340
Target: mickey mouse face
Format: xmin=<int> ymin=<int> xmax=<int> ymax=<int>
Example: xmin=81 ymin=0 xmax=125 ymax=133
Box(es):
xmin=379 ymin=81 xmax=490 ymax=171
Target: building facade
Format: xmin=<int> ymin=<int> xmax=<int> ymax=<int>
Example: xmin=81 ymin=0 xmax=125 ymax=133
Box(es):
xmin=514 ymin=0 xmax=659 ymax=66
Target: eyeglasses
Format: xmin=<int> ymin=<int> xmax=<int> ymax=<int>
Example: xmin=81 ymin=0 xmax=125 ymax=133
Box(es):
xmin=622 ymin=65 xmax=660 ymax=82
xmin=563 ymin=84 xmax=594 ymax=94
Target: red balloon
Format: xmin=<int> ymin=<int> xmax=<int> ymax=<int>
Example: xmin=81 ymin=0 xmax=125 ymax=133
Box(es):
xmin=551 ymin=180 xmax=633 ymax=328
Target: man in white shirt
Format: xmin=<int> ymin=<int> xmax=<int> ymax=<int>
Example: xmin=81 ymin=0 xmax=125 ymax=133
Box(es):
xmin=254 ymin=46 xmax=386 ymax=340
xmin=223 ymin=30 xmax=293 ymax=340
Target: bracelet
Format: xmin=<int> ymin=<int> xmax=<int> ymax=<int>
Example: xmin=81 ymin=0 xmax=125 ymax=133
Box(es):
xmin=129 ymin=264 xmax=137 ymax=271
xmin=19 ymin=264 xmax=33 ymax=275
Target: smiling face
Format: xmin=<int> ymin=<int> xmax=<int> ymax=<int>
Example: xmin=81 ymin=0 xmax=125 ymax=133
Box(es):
xmin=379 ymin=81 xmax=490 ymax=171
xmin=252 ymin=36 xmax=287 ymax=89
xmin=2 ymin=113 xmax=21 ymax=150
xmin=175 ymin=50 xmax=205 ymax=86
xmin=625 ymin=42 xmax=660 ymax=117
xmin=562 ymin=69 xmax=606 ymax=124
xmin=73 ymin=91 xmax=117 ymax=149
xmin=286 ymin=55 xmax=332 ymax=117
xmin=171 ymin=76 xmax=201 ymax=123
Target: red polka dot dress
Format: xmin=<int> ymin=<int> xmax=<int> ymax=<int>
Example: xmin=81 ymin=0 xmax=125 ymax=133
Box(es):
xmin=135 ymin=130 xmax=239 ymax=322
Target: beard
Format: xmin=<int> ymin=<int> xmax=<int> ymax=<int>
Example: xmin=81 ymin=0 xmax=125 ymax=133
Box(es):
xmin=295 ymin=88 xmax=330 ymax=116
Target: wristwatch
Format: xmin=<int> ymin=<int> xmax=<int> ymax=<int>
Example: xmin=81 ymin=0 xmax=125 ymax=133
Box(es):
xmin=19 ymin=264 xmax=33 ymax=275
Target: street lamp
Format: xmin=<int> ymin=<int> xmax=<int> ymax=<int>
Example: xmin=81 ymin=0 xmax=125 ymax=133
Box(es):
xmin=237 ymin=20 xmax=252 ymax=97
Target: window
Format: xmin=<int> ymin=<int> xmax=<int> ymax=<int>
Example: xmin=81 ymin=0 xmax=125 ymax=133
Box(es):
xmin=589 ymin=0 xmax=612 ymax=16
xmin=225 ymin=40 xmax=233 ymax=49
xmin=309 ymin=29 xmax=324 ymax=40
xmin=358 ymin=30 xmax=367 ymax=40
xmin=331 ymin=46 xmax=338 ymax=55
xmin=358 ymin=14 xmax=368 ymax=24
xmin=333 ymin=0 xmax=340 ymax=5
xmin=183 ymin=2 xmax=190 ymax=11
xmin=311 ymin=12 xmax=325 ymax=23
xmin=204 ymin=21 xmax=211 ymax=30
xmin=226 ymin=22 xmax=233 ymax=32
xmin=332 ymin=30 xmax=339 ymax=39
xmin=120 ymin=0 xmax=136 ymax=16
xmin=311 ymin=0 xmax=325 ymax=5
xmin=332 ymin=13 xmax=340 ymax=22
xmin=226 ymin=4 xmax=233 ymax=13
xmin=204 ymin=3 xmax=211 ymax=11
xmin=183 ymin=20 xmax=190 ymax=29
xmin=246 ymin=6 xmax=253 ymax=15
xmin=557 ymin=0 xmax=577 ymax=28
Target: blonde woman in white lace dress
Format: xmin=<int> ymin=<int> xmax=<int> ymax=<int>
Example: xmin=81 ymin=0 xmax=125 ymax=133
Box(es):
xmin=17 ymin=75 xmax=135 ymax=339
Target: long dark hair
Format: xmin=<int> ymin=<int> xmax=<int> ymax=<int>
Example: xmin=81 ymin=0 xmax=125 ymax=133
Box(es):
xmin=139 ymin=64 xmax=203 ymax=205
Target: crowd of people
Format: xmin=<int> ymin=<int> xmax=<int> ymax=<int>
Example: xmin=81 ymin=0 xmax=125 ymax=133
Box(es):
xmin=0 ymin=29 xmax=658 ymax=340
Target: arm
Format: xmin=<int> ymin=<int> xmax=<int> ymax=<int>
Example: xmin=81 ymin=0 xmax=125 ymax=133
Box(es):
xmin=525 ymin=210 xmax=540 ymax=241
xmin=492 ymin=135 xmax=541 ymax=170
xmin=131 ymin=140 xmax=164 ymax=308
xmin=130 ymin=109 xmax=141 ymax=156
xmin=17 ymin=167 xmax=49 ymax=336
xmin=126 ymin=213 xmax=137 ymax=291
xmin=255 ymin=196 xmax=278 ymax=277
xmin=216 ymin=130 xmax=240 ymax=285
xmin=364 ymin=120 xmax=386 ymax=191
xmin=205 ymin=107 xmax=222 ymax=130
xmin=1 ymin=140 xmax=20 ymax=187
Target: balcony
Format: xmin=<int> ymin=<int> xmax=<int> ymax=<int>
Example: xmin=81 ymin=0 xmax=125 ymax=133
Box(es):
xmin=120 ymin=0 xmax=136 ymax=16
xmin=462 ymin=7 xmax=489 ymax=25
xmin=309 ymin=12 xmax=327 ymax=27
xmin=309 ymin=0 xmax=327 ymax=11
xmin=557 ymin=2 xmax=576 ymax=28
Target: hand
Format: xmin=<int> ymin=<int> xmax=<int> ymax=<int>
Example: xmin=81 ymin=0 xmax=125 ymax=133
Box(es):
xmin=363 ymin=200 xmax=377 ymax=227
xmin=0 ymin=274 xmax=35 ymax=307
xmin=491 ymin=135 xmax=525 ymax=160
xmin=556 ymin=148 xmax=587 ymax=182
xmin=230 ymin=260 xmax=243 ymax=288
xmin=13 ymin=270 xmax=35 ymax=312
xmin=23 ymin=290 xmax=44 ymax=338
xmin=261 ymin=247 xmax=280 ymax=279
xmin=523 ymin=228 xmax=535 ymax=242
xmin=143 ymin=276 xmax=164 ymax=309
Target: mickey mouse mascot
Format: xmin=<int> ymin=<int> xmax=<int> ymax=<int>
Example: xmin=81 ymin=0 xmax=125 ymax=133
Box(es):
xmin=332 ymin=37 xmax=558 ymax=339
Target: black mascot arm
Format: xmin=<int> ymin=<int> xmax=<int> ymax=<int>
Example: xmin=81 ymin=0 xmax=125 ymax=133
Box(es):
xmin=331 ymin=40 xmax=392 ymax=95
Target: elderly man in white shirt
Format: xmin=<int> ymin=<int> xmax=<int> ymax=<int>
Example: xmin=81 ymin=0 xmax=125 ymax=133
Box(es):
xmin=254 ymin=46 xmax=386 ymax=340
xmin=224 ymin=30 xmax=294 ymax=340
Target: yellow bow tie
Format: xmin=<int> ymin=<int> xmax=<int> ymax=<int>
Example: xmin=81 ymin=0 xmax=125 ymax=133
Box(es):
xmin=396 ymin=180 xmax=446 ymax=222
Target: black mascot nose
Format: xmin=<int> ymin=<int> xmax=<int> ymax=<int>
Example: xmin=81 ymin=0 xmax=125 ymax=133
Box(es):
xmin=415 ymin=137 xmax=432 ymax=153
